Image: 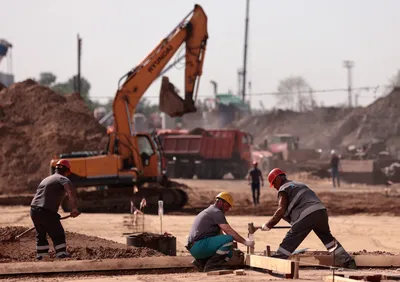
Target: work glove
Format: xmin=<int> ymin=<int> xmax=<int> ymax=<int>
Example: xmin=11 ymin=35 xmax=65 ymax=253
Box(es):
xmin=244 ymin=239 xmax=255 ymax=247
xmin=261 ymin=223 xmax=270 ymax=231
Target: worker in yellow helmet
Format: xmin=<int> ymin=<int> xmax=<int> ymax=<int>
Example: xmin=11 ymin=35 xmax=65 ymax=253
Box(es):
xmin=186 ymin=192 xmax=255 ymax=272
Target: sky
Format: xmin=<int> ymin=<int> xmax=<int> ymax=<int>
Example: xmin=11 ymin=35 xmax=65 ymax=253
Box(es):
xmin=1 ymin=0 xmax=400 ymax=110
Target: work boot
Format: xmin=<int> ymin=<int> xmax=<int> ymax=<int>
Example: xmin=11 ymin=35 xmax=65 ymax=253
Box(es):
xmin=36 ymin=255 xmax=43 ymax=261
xmin=191 ymin=258 xmax=208 ymax=272
xmin=203 ymin=254 xmax=230 ymax=272
xmin=343 ymin=259 xmax=357 ymax=270
xmin=57 ymin=253 xmax=71 ymax=259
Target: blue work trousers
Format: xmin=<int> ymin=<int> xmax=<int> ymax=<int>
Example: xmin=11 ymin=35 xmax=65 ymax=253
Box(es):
xmin=189 ymin=235 xmax=233 ymax=260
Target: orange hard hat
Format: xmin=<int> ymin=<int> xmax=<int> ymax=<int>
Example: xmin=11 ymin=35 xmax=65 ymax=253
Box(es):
xmin=267 ymin=168 xmax=285 ymax=187
xmin=56 ymin=159 xmax=71 ymax=170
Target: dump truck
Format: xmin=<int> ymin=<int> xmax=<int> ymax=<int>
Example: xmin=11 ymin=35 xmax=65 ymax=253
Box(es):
xmin=161 ymin=128 xmax=253 ymax=179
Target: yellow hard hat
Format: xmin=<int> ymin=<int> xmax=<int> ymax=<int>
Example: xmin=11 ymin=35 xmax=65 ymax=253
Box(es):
xmin=216 ymin=192 xmax=233 ymax=207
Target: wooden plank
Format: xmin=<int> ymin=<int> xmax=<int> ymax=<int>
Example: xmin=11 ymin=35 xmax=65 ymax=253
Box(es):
xmin=206 ymin=270 xmax=233 ymax=276
xmin=355 ymin=255 xmax=400 ymax=267
xmin=323 ymin=275 xmax=361 ymax=282
xmin=245 ymin=254 xmax=294 ymax=276
xmin=295 ymin=255 xmax=400 ymax=267
xmin=0 ymin=256 xmax=193 ymax=275
xmin=234 ymin=269 xmax=246 ymax=276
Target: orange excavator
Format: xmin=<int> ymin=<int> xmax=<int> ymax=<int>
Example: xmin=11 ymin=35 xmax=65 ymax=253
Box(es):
xmin=49 ymin=4 xmax=208 ymax=213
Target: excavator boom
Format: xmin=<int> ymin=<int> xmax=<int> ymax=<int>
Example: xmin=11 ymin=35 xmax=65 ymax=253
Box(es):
xmin=111 ymin=4 xmax=208 ymax=174
xmin=50 ymin=4 xmax=209 ymax=214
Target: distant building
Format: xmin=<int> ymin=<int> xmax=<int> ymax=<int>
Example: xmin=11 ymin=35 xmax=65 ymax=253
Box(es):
xmin=0 ymin=39 xmax=13 ymax=87
xmin=0 ymin=72 xmax=14 ymax=87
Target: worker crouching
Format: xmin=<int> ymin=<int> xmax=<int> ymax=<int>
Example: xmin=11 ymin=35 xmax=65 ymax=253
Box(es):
xmin=261 ymin=168 xmax=357 ymax=269
xmin=186 ymin=192 xmax=255 ymax=272
xmin=30 ymin=160 xmax=80 ymax=260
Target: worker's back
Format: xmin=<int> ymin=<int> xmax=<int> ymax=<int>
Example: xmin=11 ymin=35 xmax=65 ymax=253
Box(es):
xmin=31 ymin=173 xmax=70 ymax=213
xmin=279 ymin=181 xmax=325 ymax=225
xmin=187 ymin=205 xmax=227 ymax=244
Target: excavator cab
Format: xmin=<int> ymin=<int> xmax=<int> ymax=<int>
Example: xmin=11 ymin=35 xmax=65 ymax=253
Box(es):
xmin=159 ymin=76 xmax=197 ymax=117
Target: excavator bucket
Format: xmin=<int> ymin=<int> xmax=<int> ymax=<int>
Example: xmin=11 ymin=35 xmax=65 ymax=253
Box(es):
xmin=159 ymin=76 xmax=197 ymax=118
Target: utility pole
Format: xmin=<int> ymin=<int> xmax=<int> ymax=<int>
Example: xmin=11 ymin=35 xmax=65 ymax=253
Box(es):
xmin=77 ymin=34 xmax=82 ymax=95
xmin=237 ymin=68 xmax=243 ymax=96
xmin=343 ymin=60 xmax=354 ymax=108
xmin=241 ymin=0 xmax=250 ymax=102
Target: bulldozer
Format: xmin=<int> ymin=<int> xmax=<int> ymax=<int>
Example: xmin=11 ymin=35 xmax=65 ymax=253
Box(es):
xmin=49 ymin=4 xmax=208 ymax=213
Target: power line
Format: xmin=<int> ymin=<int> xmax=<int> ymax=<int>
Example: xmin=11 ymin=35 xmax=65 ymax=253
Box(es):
xmin=89 ymin=85 xmax=387 ymax=100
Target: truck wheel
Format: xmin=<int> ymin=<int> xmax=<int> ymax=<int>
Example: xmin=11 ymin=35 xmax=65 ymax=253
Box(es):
xmin=167 ymin=162 xmax=181 ymax=178
xmin=232 ymin=166 xmax=248 ymax=180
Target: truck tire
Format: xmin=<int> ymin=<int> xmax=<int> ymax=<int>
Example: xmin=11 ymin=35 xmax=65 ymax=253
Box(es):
xmin=232 ymin=165 xmax=249 ymax=180
xmin=167 ymin=162 xmax=181 ymax=178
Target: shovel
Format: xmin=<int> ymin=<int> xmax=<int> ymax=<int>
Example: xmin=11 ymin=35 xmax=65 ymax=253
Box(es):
xmin=15 ymin=215 xmax=71 ymax=240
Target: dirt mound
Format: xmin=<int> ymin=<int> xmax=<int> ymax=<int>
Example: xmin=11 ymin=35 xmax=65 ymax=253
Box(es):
xmin=331 ymin=87 xmax=400 ymax=151
xmin=0 ymin=80 xmax=108 ymax=194
xmin=231 ymin=87 xmax=400 ymax=153
xmin=0 ymin=226 xmax=164 ymax=263
xmin=174 ymin=186 xmax=400 ymax=216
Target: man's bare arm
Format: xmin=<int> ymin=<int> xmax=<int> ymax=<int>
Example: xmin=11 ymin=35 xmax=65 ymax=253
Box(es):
xmin=266 ymin=192 xmax=288 ymax=228
xmin=63 ymin=182 xmax=78 ymax=211
xmin=219 ymin=223 xmax=247 ymax=245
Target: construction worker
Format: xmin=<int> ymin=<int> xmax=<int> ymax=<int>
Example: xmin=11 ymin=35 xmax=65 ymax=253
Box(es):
xmin=186 ymin=192 xmax=255 ymax=272
xmin=247 ymin=161 xmax=264 ymax=205
xmin=260 ymin=168 xmax=357 ymax=269
xmin=30 ymin=159 xmax=80 ymax=260
xmin=330 ymin=150 xmax=341 ymax=188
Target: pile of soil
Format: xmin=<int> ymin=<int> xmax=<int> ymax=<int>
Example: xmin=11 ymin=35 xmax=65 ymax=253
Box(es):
xmin=0 ymin=226 xmax=164 ymax=263
xmin=0 ymin=80 xmax=108 ymax=194
xmin=231 ymin=87 xmax=400 ymax=153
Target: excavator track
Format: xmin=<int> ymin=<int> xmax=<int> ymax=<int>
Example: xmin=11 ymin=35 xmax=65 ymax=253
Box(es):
xmin=62 ymin=185 xmax=188 ymax=214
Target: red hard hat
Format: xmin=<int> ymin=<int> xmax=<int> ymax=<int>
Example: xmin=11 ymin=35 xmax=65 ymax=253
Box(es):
xmin=267 ymin=168 xmax=285 ymax=187
xmin=56 ymin=159 xmax=71 ymax=170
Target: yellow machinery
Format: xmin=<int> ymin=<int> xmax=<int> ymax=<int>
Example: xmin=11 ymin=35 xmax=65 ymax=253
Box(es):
xmin=50 ymin=4 xmax=208 ymax=213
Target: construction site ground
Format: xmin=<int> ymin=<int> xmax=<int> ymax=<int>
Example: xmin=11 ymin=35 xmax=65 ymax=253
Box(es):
xmin=0 ymin=176 xmax=399 ymax=281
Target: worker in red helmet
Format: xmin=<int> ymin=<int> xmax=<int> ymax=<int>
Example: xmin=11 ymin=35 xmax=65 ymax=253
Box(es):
xmin=30 ymin=159 xmax=80 ymax=260
xmin=247 ymin=161 xmax=264 ymax=206
xmin=259 ymin=168 xmax=356 ymax=269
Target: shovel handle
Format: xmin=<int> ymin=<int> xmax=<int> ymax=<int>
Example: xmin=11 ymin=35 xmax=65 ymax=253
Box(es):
xmin=254 ymin=226 xmax=291 ymax=232
xmin=15 ymin=215 xmax=71 ymax=240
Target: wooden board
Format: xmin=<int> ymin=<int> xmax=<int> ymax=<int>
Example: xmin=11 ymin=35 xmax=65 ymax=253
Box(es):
xmin=0 ymin=256 xmax=193 ymax=275
xmin=295 ymin=255 xmax=400 ymax=267
xmin=323 ymin=276 xmax=361 ymax=282
xmin=245 ymin=254 xmax=294 ymax=276
xmin=206 ymin=270 xmax=233 ymax=276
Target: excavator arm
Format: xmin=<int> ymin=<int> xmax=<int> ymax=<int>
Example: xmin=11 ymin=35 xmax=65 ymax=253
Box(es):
xmin=110 ymin=4 xmax=208 ymax=174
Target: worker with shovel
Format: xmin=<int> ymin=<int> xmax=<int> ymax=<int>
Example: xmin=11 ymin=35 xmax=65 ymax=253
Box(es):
xmin=259 ymin=168 xmax=357 ymax=269
xmin=30 ymin=159 xmax=80 ymax=260
xmin=186 ymin=192 xmax=255 ymax=272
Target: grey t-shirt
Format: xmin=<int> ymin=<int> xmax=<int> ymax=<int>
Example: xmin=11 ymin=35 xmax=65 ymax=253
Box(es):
xmin=31 ymin=173 xmax=71 ymax=213
xmin=187 ymin=205 xmax=228 ymax=244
